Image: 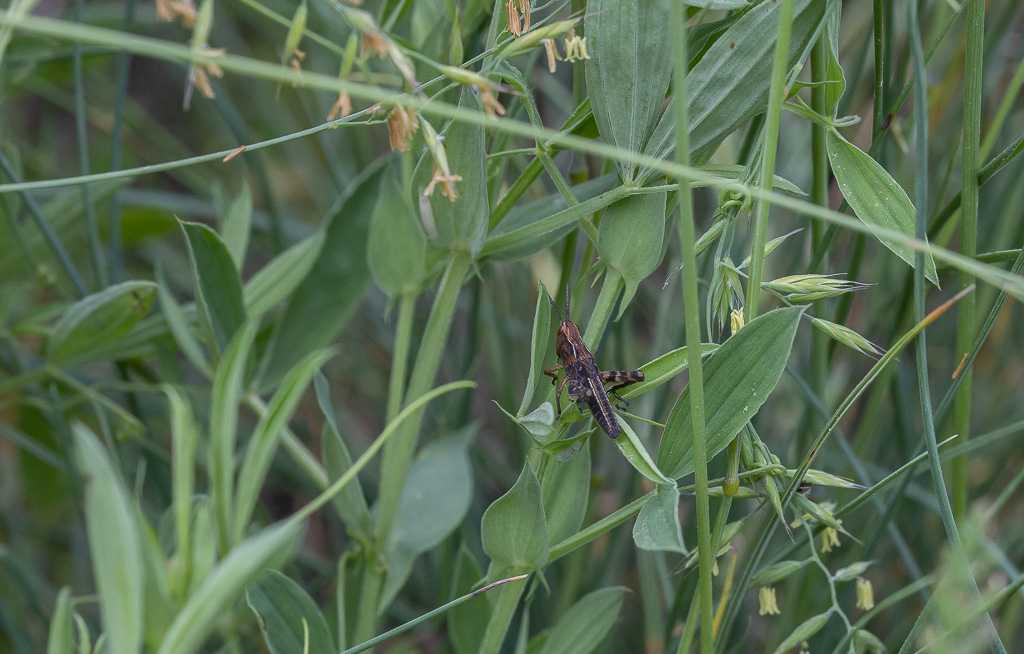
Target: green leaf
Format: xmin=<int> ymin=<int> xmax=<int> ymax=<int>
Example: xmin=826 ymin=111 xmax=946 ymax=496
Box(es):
xmin=484 ymin=175 xmax=621 ymax=261
xmin=772 ymin=610 xmax=833 ymax=654
xmin=257 ymin=168 xmax=380 ymax=388
xmin=368 ymin=162 xmax=427 ymax=296
xmin=217 ymin=181 xmax=252 ymax=269
xmin=824 ymin=1 xmax=845 ymax=114
xmin=450 ymin=545 xmax=489 ymax=654
xmin=46 ymin=587 xmax=74 ymax=654
xmin=426 ymin=87 xmax=488 ymax=257
xmin=632 ymin=483 xmax=685 ymax=553
xmin=46 ymin=280 xmax=156 ymax=364
xmin=518 ymin=282 xmax=553 ymax=415
xmin=616 ymin=417 xmax=672 ymax=484
xmin=73 ymin=424 xmax=143 ymax=654
xmin=541 ymin=442 xmax=591 ymax=546
xmin=750 ymin=559 xmax=809 ymax=587
xmin=165 ymin=384 xmax=199 ymax=601
xmin=381 ymin=429 xmax=474 ymax=607
xmin=243 ymin=230 xmax=325 ymax=318
xmin=597 ymin=191 xmax=667 ymax=316
xmin=315 ymin=374 xmax=372 ymax=543
xmin=827 ymin=131 xmax=939 ymax=285
xmin=481 ymin=460 xmax=548 ymax=574
xmin=620 ymin=343 xmax=719 ymax=400
xmin=657 ymin=307 xmax=805 ymax=479
xmin=156 ymin=271 xmax=210 ymax=376
xmin=246 ymin=570 xmax=335 ymax=654
xmin=536 ymin=587 xmax=627 ymax=654
xmin=155 ymin=521 xmax=302 ymax=654
xmin=696 ymin=164 xmax=807 ymax=196
xmin=233 ymin=348 xmax=336 ymax=543
xmin=180 ymin=220 xmax=247 ymax=355
xmin=585 ymin=0 xmax=672 ymax=181
xmin=640 ymin=0 xmax=826 ymax=177
xmin=209 ymin=320 xmax=259 ymax=552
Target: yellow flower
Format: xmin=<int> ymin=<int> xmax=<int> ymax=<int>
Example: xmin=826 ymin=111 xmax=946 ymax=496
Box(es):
xmin=821 ymin=526 xmax=841 ymax=553
xmin=563 ymin=28 xmax=590 ymax=62
xmin=758 ymin=586 xmax=780 ymax=616
xmin=856 ymin=578 xmax=874 ymax=611
xmin=730 ymin=309 xmax=745 ymax=334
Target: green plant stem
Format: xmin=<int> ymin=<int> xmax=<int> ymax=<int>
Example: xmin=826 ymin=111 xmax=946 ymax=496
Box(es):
xmin=952 ymin=0 xmax=984 ymax=523
xmin=477 ymin=576 xmax=528 ymax=654
xmin=106 ymin=0 xmax=135 ymax=283
xmin=808 ymin=33 xmax=830 ymax=452
xmin=908 ymin=1 xmax=1004 ymax=651
xmin=672 ymin=4 xmax=712 ymax=652
xmin=73 ymin=0 xmax=105 ymax=288
xmin=744 ymin=0 xmax=793 ymax=322
xmin=871 ymin=0 xmax=886 ymax=134
xmin=582 ymin=273 xmax=622 ymax=346
xmin=387 ymin=292 xmax=417 ymax=422
xmin=341 ymin=574 xmax=528 ymax=654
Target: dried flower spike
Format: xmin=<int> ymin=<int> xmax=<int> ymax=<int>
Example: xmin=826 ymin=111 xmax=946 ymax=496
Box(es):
xmin=424 ymin=163 xmax=463 ymax=201
xmin=542 ymin=39 xmax=562 ymax=73
xmin=506 ymin=0 xmax=522 ymax=38
xmin=328 ymin=91 xmax=352 ymax=121
xmin=387 ymin=105 xmax=419 ymax=152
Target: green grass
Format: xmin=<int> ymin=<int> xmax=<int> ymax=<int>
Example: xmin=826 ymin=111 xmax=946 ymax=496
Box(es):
xmin=1 ymin=1 xmax=1023 ymax=653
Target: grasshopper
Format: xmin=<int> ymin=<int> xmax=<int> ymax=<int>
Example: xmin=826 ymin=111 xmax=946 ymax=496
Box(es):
xmin=543 ymin=286 xmax=645 ymax=438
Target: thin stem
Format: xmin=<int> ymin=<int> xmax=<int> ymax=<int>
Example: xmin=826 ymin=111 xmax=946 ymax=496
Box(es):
xmin=952 ymin=0 xmax=984 ymax=522
xmin=672 ymin=4 xmax=713 ymax=652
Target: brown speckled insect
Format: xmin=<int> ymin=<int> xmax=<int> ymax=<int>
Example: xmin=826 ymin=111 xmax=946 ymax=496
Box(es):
xmin=543 ymin=286 xmax=645 ymax=438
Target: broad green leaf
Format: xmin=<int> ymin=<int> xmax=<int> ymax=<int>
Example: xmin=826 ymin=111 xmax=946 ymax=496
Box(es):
xmin=616 ymin=417 xmax=672 ymax=484
xmin=381 ymin=429 xmax=474 ymax=607
xmin=137 ymin=520 xmax=175 ymax=643
xmin=481 ymin=460 xmax=548 ymax=574
xmin=621 ymin=343 xmax=719 ymax=400
xmin=640 ymin=0 xmax=825 ymax=179
xmin=827 ymin=131 xmax=939 ymax=285
xmin=315 ymin=374 xmax=372 ymax=543
xmin=246 ymin=570 xmax=335 ymax=654
xmin=426 ymin=88 xmax=488 ymax=257
xmin=209 ymin=320 xmax=259 ymax=552
xmin=450 ymin=545 xmax=489 ymax=654
xmin=772 ymin=610 xmax=833 ymax=654
xmin=233 ymin=348 xmax=335 ymax=543
xmin=257 ymin=168 xmax=380 ymax=388
xmin=518 ymin=282 xmax=552 ymax=415
xmin=217 ymin=181 xmax=252 ymax=269
xmin=243 ymin=230 xmax=325 ymax=318
xmin=46 ymin=587 xmax=73 ymax=654
xmin=155 ymin=521 xmax=302 ymax=654
xmin=685 ymin=0 xmax=749 ymax=8
xmin=632 ymin=483 xmax=685 ymax=553
xmin=74 ymin=424 xmax=143 ymax=654
xmin=189 ymin=500 xmax=217 ymax=597
xmin=368 ymin=162 xmax=427 ymax=296
xmin=536 ymin=587 xmax=627 ymax=654
xmin=597 ymin=191 xmax=667 ymax=316
xmin=46 ymin=280 xmax=156 ymax=364
xmin=180 ymin=220 xmax=247 ymax=355
xmin=658 ymin=307 xmax=805 ymax=479
xmin=585 ymin=0 xmax=672 ymax=181
xmin=541 ymin=442 xmax=590 ymax=546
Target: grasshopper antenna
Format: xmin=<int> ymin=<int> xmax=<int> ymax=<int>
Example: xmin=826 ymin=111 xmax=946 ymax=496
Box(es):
xmin=564 ymin=284 xmax=571 ymax=320
xmin=546 ymin=289 xmax=562 ymax=322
